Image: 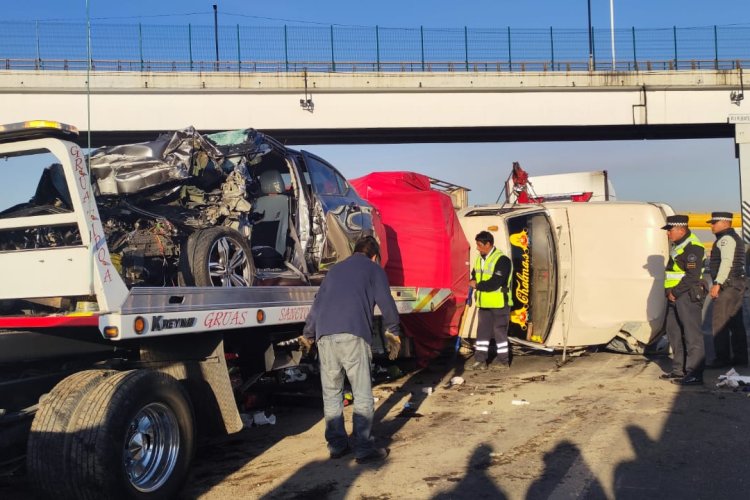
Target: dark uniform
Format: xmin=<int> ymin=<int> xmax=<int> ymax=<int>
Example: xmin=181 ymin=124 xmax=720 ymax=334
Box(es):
xmin=707 ymin=212 xmax=748 ymax=367
xmin=471 ymin=247 xmax=512 ymax=368
xmin=661 ymin=215 xmax=706 ymax=384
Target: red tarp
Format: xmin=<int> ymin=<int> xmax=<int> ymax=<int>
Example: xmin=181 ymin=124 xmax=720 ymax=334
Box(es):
xmin=351 ymin=172 xmax=470 ymax=366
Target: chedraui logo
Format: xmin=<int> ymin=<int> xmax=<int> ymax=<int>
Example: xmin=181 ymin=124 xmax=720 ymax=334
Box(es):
xmin=509 ymin=229 xmax=530 ymax=331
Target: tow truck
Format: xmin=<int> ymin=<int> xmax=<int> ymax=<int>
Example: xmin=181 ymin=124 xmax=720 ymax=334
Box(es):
xmin=0 ymin=121 xmax=451 ymax=499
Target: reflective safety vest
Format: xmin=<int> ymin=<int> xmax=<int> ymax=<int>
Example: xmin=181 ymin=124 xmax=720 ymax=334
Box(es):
xmin=474 ymin=248 xmax=513 ymax=308
xmin=664 ymin=232 xmax=704 ymax=289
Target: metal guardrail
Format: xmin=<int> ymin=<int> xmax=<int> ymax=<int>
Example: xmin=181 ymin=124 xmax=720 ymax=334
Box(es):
xmin=1 ymin=21 xmax=750 ymax=74
xmin=4 ymin=57 xmax=746 ymax=74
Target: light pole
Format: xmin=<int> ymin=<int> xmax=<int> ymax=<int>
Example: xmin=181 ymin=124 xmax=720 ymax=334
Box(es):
xmin=587 ymin=0 xmax=593 ymax=70
xmin=213 ymin=4 xmax=219 ymax=71
xmin=610 ymin=0 xmax=616 ymax=69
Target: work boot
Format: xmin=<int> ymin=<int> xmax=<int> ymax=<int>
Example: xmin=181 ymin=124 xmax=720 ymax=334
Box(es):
xmin=329 ymin=444 xmax=351 ymax=459
xmin=468 ymin=361 xmax=487 ymax=371
xmin=489 ymin=361 xmax=510 ymax=372
xmin=356 ymin=448 xmax=389 ymax=464
xmin=671 ymin=375 xmax=703 ymax=386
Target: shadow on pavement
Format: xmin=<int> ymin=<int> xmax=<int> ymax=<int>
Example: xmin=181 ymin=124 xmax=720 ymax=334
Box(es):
xmin=431 ymin=443 xmax=508 ymax=500
xmin=526 ymin=440 xmax=606 ymax=500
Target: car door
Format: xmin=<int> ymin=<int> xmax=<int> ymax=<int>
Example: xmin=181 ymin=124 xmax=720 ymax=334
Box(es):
xmin=301 ymin=151 xmax=374 ymax=267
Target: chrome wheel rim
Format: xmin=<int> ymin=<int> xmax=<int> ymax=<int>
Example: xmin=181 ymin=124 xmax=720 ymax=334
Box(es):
xmin=208 ymin=236 xmax=251 ymax=286
xmin=124 ymin=402 xmax=180 ymax=493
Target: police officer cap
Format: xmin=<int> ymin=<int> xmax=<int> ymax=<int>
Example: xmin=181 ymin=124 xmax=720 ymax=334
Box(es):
xmin=707 ymin=211 xmax=733 ymax=224
xmin=661 ymin=214 xmax=689 ymax=230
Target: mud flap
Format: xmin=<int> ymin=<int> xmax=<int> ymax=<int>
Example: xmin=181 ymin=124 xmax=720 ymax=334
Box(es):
xmin=139 ymin=333 xmax=243 ymax=435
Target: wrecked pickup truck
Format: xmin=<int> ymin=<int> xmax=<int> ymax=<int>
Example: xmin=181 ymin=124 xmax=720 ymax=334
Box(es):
xmin=458 ymin=201 xmax=674 ymax=354
xmin=1 ymin=124 xmax=376 ymax=297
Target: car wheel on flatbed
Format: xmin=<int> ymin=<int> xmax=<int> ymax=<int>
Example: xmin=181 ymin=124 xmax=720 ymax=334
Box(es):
xmin=27 ymin=369 xmax=195 ymax=500
xmin=181 ymin=226 xmax=255 ymax=287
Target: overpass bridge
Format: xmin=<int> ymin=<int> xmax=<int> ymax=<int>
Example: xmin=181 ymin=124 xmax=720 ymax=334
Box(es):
xmin=1 ymin=67 xmax=750 ymax=239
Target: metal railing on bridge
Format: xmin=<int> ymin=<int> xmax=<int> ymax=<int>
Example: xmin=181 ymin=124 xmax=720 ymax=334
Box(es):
xmin=1 ymin=21 xmax=748 ymax=73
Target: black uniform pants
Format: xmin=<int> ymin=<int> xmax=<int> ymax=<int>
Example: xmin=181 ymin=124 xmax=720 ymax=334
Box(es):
xmin=666 ymin=293 xmax=705 ymax=376
xmin=475 ymin=307 xmax=510 ymax=364
xmin=712 ymin=280 xmax=748 ymax=365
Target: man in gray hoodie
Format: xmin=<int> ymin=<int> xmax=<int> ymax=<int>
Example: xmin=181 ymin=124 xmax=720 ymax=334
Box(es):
xmin=301 ymin=235 xmax=401 ymax=464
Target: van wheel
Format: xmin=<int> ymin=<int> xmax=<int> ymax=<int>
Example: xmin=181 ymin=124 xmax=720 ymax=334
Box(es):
xmin=72 ymin=370 xmax=194 ymax=499
xmin=184 ymin=227 xmax=255 ymax=287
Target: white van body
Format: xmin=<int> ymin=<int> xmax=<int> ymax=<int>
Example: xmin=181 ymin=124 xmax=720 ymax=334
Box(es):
xmin=457 ymin=201 xmax=674 ymax=351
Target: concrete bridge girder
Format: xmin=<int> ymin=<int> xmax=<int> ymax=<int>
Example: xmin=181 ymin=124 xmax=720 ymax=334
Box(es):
xmin=0 ymin=69 xmax=744 ymax=145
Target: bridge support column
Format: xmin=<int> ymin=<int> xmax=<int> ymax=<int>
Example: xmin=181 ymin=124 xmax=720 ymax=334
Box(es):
xmin=737 ymin=123 xmax=750 ymax=244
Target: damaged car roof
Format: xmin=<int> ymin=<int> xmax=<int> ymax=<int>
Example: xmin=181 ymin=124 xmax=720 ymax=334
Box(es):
xmin=89 ymin=127 xmax=279 ymax=196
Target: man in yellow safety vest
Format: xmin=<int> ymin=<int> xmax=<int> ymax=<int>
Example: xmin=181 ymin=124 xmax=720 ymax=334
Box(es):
xmin=468 ymin=231 xmax=513 ymax=371
xmin=661 ymin=214 xmax=706 ymax=386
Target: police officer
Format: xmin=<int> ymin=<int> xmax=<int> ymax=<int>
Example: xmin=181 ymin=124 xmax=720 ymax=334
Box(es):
xmin=706 ymin=211 xmax=748 ymax=368
xmin=661 ymin=215 xmax=706 ymax=385
xmin=468 ymin=231 xmax=513 ymax=371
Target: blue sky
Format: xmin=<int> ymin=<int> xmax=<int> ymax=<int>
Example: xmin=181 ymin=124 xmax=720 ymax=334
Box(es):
xmin=4 ymin=1 xmax=750 ymax=211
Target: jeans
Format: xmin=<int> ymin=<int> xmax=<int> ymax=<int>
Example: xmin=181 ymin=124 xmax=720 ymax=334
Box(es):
xmin=317 ymin=333 xmax=375 ymax=458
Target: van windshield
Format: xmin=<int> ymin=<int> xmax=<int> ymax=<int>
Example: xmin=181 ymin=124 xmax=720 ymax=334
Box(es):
xmin=506 ymin=212 xmax=557 ymax=343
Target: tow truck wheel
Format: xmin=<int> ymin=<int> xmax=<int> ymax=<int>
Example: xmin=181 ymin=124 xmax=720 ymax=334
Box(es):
xmin=27 ymin=370 xmax=114 ymax=499
xmin=184 ymin=227 xmax=255 ymax=287
xmin=61 ymin=370 xmax=194 ymax=499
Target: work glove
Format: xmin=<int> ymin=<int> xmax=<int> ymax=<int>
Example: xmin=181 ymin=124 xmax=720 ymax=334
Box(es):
xmin=384 ymin=331 xmax=401 ymax=361
xmin=297 ymin=335 xmax=315 ymax=356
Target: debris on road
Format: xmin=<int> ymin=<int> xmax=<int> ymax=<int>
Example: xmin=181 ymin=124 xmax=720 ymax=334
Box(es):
xmin=716 ymin=368 xmax=750 ymax=388
xmin=511 ymin=399 xmax=530 ymax=405
xmin=252 ymin=411 xmax=277 ymax=426
xmin=449 ymin=376 xmax=465 ymax=387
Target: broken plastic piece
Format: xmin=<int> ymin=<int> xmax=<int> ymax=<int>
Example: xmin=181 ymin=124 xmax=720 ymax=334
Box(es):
xmin=252 ymin=411 xmax=277 ymax=425
xmin=511 ymin=399 xmax=530 ymax=405
xmin=282 ymin=367 xmax=308 ymax=383
xmin=449 ymin=376 xmax=465 ymax=386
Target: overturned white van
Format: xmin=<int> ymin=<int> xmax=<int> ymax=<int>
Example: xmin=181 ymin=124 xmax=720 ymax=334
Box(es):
xmin=457 ymin=201 xmax=674 ymax=353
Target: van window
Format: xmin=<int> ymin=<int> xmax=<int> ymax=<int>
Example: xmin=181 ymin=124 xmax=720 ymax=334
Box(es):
xmin=506 ymin=213 xmax=557 ymax=343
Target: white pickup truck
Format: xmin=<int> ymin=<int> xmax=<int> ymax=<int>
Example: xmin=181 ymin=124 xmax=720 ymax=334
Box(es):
xmin=458 ymin=201 xmax=674 ymax=354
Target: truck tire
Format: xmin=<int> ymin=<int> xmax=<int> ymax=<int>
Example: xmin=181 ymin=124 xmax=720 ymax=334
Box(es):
xmin=27 ymin=370 xmax=114 ymax=499
xmin=69 ymin=370 xmax=195 ymax=500
xmin=183 ymin=227 xmax=255 ymax=287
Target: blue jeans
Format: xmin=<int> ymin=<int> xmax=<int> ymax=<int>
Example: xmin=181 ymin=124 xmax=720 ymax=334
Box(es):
xmin=317 ymin=333 xmax=375 ymax=458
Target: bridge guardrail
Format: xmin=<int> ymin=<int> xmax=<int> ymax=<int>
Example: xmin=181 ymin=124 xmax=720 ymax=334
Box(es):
xmin=3 ymin=57 xmax=747 ymax=74
xmin=1 ymin=21 xmax=750 ymax=74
